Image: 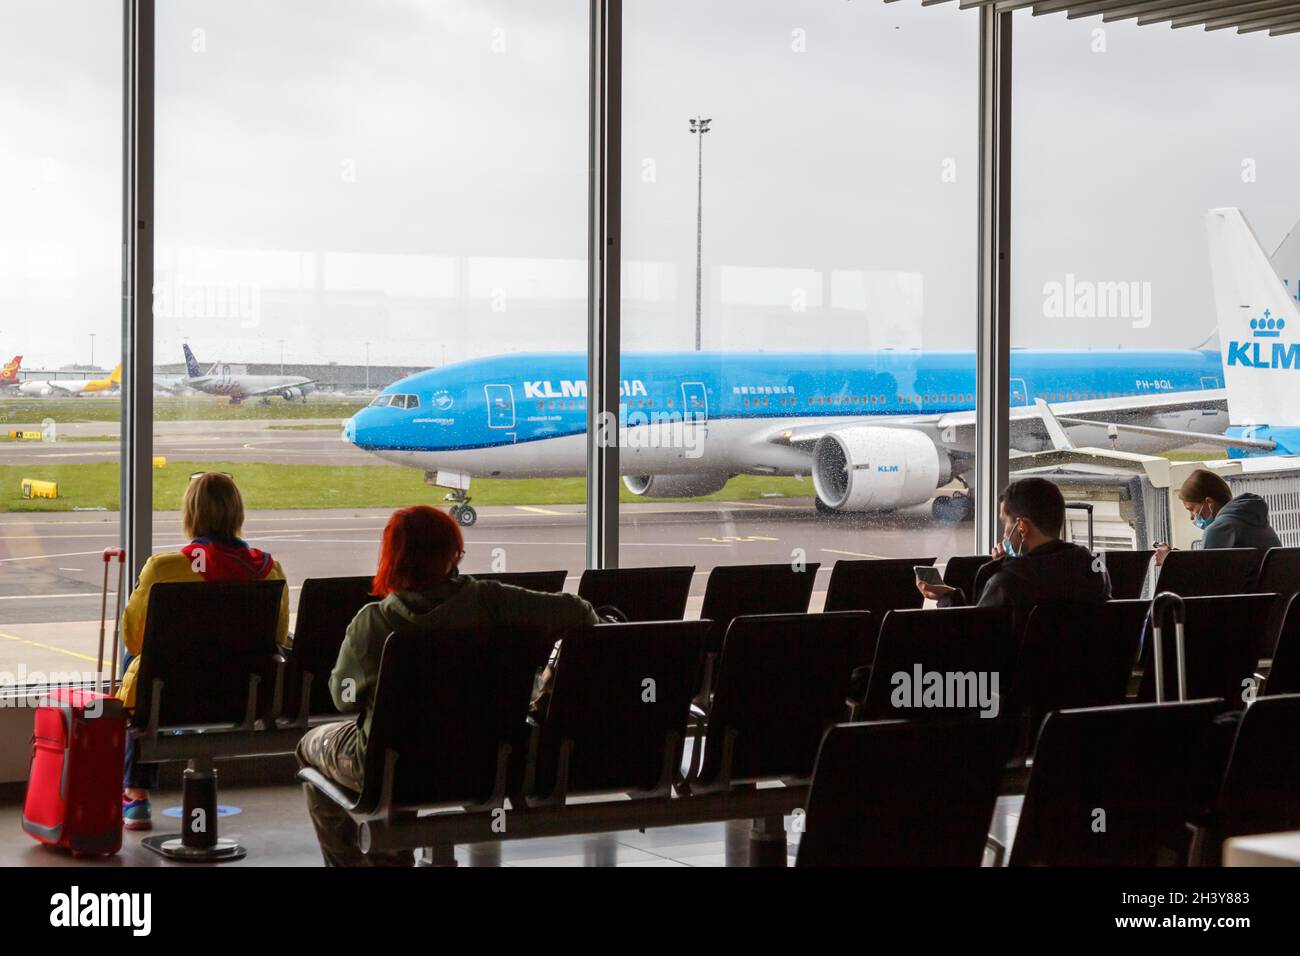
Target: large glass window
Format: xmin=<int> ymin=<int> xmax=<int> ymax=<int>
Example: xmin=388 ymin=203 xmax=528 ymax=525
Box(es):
xmin=618 ymin=0 xmax=979 ymax=605
xmin=153 ymin=0 xmax=589 ymax=605
xmin=1011 ymin=15 xmax=1300 ymax=549
xmin=0 ymin=1 xmax=123 ymax=684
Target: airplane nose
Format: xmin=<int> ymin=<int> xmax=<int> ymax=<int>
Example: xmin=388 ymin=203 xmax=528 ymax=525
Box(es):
xmin=342 ymin=417 xmax=356 ymax=444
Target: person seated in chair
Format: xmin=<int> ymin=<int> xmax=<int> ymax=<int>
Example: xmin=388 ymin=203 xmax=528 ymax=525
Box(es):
xmin=117 ymin=472 xmax=290 ymax=832
xmin=1154 ymin=468 xmax=1281 ymax=566
xmin=296 ymin=504 xmax=599 ymax=867
xmin=917 ymin=477 xmax=1111 ymax=608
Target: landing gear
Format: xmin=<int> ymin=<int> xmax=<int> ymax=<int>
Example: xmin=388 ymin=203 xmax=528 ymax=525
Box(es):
xmin=932 ymin=493 xmax=975 ymax=522
xmin=445 ymin=489 xmax=477 ymax=527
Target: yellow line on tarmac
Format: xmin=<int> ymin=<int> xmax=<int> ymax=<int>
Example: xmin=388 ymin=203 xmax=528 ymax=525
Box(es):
xmin=513 ymin=505 xmax=567 ymax=516
xmin=820 ymin=548 xmax=889 ymax=559
xmin=0 ymin=630 xmax=105 ymax=666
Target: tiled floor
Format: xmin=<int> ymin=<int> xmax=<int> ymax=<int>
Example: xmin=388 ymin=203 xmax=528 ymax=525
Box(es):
xmin=0 ymin=787 xmax=1023 ymax=867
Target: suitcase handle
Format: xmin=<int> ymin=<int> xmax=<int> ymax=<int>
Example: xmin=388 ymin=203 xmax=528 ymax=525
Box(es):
xmin=1149 ymin=591 xmax=1187 ymax=703
xmin=98 ymin=549 xmax=126 ymax=694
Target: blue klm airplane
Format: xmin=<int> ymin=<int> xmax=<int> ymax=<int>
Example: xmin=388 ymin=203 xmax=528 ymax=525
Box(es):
xmin=345 ymin=207 xmax=1298 ymax=526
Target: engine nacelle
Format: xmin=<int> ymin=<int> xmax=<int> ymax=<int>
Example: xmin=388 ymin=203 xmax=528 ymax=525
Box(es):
xmin=812 ymin=427 xmax=952 ymax=512
xmin=623 ymin=473 xmax=729 ymax=499
xmin=281 ymin=387 xmax=303 ymax=401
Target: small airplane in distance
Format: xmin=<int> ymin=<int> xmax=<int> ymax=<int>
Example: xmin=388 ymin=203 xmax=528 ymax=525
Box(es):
xmin=0 ymin=355 xmax=21 ymax=389
xmin=17 ymin=363 xmax=122 ymax=397
xmin=181 ymin=344 xmax=315 ymax=404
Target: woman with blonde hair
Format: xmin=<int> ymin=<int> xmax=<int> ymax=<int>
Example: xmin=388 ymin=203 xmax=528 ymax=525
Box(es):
xmin=117 ymin=472 xmax=290 ymax=831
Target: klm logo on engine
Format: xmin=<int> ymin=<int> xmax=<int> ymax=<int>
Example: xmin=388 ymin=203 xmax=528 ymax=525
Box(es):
xmin=1228 ymin=310 xmax=1300 ymax=369
xmin=877 ymin=464 xmax=900 ymax=473
xmin=522 ymin=380 xmax=648 ymax=399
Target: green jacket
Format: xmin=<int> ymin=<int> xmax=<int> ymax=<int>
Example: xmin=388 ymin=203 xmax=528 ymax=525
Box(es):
xmin=328 ymin=574 xmax=599 ymax=765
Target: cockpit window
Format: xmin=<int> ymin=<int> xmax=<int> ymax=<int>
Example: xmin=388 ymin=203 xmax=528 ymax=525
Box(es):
xmin=369 ymin=395 xmax=393 ymax=407
xmin=403 ymin=394 xmax=419 ymax=409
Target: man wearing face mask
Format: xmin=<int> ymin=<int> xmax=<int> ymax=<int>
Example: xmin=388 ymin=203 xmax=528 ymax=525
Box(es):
xmin=917 ymin=476 xmax=1111 ymax=608
xmin=1154 ymin=468 xmax=1280 ymax=566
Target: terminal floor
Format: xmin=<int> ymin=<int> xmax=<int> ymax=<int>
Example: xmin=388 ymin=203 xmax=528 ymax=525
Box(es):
xmin=0 ymin=786 xmax=1024 ymax=867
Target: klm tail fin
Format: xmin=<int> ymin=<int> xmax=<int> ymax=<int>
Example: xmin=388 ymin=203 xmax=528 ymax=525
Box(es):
xmin=183 ymin=344 xmax=202 ymax=378
xmin=1206 ymin=207 xmax=1300 ymax=430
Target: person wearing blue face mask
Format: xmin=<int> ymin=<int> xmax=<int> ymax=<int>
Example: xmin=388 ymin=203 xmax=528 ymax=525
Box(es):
xmin=1154 ymin=468 xmax=1280 ymax=566
xmin=917 ymin=477 xmax=1111 ymax=608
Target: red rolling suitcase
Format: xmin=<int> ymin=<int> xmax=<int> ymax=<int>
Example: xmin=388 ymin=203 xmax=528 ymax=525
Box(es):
xmin=22 ymin=548 xmax=128 ymax=856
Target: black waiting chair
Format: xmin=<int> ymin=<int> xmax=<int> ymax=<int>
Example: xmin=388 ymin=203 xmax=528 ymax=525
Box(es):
xmin=1101 ymin=549 xmax=1154 ymax=600
xmin=859 ymin=606 xmax=1019 ymax=721
xmin=1254 ymin=547 xmax=1300 ymax=663
xmin=130 ymin=580 xmax=291 ymax=862
xmin=577 ymin=566 xmax=694 ymax=622
xmin=298 ymin=626 xmax=556 ymax=830
xmin=525 ymin=621 xmax=708 ymax=804
xmin=1263 ymin=593 xmax=1300 ymax=696
xmin=1016 ymin=600 xmax=1147 ymax=746
xmin=1007 ymin=699 xmax=1225 ymax=866
xmin=696 ymin=563 xmax=819 ymax=697
xmin=1255 ymin=546 xmax=1300 ymax=595
xmin=796 ymin=719 xmax=1017 ymax=867
xmin=471 ymin=569 xmax=568 ymax=593
xmin=1137 ymin=593 xmax=1277 ymax=706
xmin=941 ymin=554 xmax=991 ymax=603
xmin=686 ymin=612 xmax=872 ymax=793
xmin=822 ymin=557 xmax=933 ymax=619
xmin=1154 ymin=548 xmax=1262 ymax=598
xmin=699 ymin=563 xmax=819 ymax=637
xmin=1197 ymin=693 xmax=1300 ymax=865
xmin=283 ymin=575 xmax=376 ymax=724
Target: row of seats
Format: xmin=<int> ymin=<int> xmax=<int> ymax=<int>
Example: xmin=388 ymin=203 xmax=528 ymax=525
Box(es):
xmin=126 ymin=556 xmax=1300 ymax=863
xmin=802 ymin=694 xmax=1300 ymax=866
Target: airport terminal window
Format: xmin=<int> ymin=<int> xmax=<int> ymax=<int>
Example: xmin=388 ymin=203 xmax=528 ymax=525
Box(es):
xmin=0 ymin=1 xmax=123 ymax=686
xmin=153 ymin=0 xmax=590 ymax=618
xmin=1011 ymin=13 xmax=1300 ymax=549
xmin=618 ymin=0 xmax=979 ymax=603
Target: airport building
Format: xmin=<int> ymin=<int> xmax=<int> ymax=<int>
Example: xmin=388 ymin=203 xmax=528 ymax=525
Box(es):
xmin=3 ymin=0 xmax=1300 ymax=925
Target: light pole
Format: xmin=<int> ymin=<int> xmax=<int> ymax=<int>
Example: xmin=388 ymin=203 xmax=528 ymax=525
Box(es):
xmin=89 ymin=333 xmax=95 ymax=369
xmin=364 ymin=341 xmax=370 ymax=391
xmin=689 ymin=116 xmax=711 ymax=352
xmin=279 ymin=339 xmax=285 ymax=376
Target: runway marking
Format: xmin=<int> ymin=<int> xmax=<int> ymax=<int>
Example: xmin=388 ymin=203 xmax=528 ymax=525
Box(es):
xmin=696 ymin=535 xmax=779 ymax=544
xmin=722 ymin=500 xmax=800 ymax=510
xmin=0 ymin=630 xmax=104 ymax=666
xmin=0 ymin=550 xmax=107 ymax=564
xmin=514 ymin=506 xmax=567 ymax=516
xmin=820 ymin=548 xmax=890 ymax=559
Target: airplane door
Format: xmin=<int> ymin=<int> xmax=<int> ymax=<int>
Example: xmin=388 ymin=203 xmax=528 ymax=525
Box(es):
xmin=484 ymin=384 xmax=516 ymax=430
xmin=1009 ymin=378 xmax=1030 ymax=406
xmin=1201 ymin=376 xmax=1221 ymax=390
xmin=682 ymin=382 xmax=708 ymax=422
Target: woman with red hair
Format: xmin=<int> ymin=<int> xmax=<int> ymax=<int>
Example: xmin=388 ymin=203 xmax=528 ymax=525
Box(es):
xmin=295 ymin=504 xmax=597 ymax=866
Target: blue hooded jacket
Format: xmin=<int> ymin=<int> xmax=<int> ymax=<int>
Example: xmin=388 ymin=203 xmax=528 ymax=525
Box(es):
xmin=1203 ymin=493 xmax=1282 ymax=551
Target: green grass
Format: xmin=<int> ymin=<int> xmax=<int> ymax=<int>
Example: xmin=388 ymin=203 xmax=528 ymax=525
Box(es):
xmin=0 ymin=396 xmax=366 ymax=426
xmin=0 ymin=461 xmax=813 ymax=513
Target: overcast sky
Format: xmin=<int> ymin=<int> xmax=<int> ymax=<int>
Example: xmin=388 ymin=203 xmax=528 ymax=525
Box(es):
xmin=2 ymin=0 xmax=1298 ymax=369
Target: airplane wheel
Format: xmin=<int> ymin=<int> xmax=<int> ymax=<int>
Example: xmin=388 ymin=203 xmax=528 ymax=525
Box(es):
xmin=455 ymin=505 xmax=477 ymax=527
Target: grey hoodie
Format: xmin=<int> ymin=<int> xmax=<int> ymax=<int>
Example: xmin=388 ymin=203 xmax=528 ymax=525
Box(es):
xmin=1202 ymin=493 xmax=1282 ymax=551
xmin=329 ymin=575 xmax=598 ymax=762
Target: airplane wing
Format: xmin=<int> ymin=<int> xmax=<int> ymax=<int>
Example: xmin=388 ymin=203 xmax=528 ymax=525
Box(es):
xmin=240 ymin=380 xmax=317 ymax=397
xmin=764 ymin=388 xmax=1238 ymax=454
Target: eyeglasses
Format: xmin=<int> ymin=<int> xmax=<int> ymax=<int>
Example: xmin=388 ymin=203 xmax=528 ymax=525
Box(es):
xmin=189 ymin=471 xmax=234 ymax=481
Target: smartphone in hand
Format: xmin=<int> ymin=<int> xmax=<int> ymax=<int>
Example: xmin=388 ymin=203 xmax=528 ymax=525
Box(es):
xmin=914 ymin=565 xmax=944 ymax=587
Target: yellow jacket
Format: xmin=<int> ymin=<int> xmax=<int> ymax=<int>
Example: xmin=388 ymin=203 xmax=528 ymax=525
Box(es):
xmin=115 ymin=552 xmax=291 ymax=711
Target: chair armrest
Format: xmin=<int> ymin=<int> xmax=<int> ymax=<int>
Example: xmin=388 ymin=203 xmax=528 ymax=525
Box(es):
xmin=297 ymin=766 xmax=363 ymax=812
